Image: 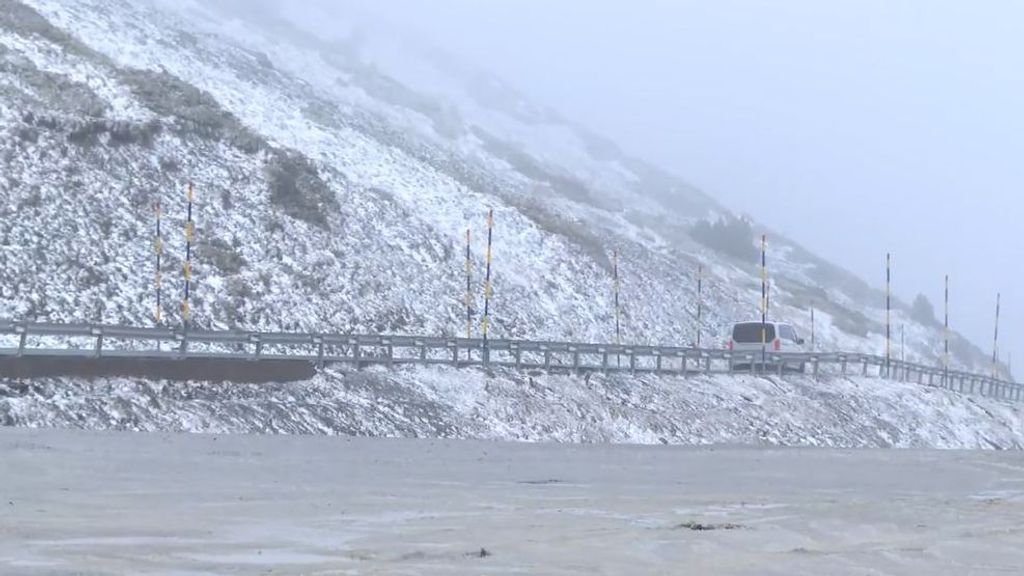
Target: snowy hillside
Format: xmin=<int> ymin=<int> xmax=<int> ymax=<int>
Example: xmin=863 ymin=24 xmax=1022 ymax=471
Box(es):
xmin=0 ymin=0 xmax=1005 ymax=376
xmin=3 ymin=368 xmax=1023 ymax=449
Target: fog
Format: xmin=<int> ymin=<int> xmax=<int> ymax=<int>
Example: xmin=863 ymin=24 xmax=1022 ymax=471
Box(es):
xmin=264 ymin=1 xmax=1022 ymax=369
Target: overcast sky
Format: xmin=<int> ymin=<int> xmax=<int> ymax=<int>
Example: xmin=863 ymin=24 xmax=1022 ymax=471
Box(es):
xmin=280 ymin=1 xmax=1022 ymax=369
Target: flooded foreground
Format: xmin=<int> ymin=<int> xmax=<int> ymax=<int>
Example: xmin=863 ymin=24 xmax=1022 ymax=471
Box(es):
xmin=1 ymin=428 xmax=1023 ymax=575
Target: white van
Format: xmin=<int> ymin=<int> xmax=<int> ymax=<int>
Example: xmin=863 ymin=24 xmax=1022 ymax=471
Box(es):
xmin=727 ymin=321 xmax=806 ymax=372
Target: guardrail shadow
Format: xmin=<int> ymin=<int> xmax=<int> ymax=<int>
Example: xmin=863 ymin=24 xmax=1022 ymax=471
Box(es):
xmin=0 ymin=356 xmax=317 ymax=384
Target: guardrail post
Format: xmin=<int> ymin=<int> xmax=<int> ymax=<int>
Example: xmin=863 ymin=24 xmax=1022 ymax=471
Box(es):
xmin=862 ymin=357 xmax=869 ymax=376
xmin=314 ymin=337 xmax=325 ymax=370
xmin=250 ymin=335 xmax=262 ymax=361
xmin=352 ymin=342 xmax=361 ymax=369
xmin=15 ymin=325 xmax=27 ymax=357
xmin=777 ymin=357 xmax=784 ymax=377
xmin=655 ymin=352 xmax=662 ymax=373
xmin=451 ymin=343 xmax=458 ymax=367
xmin=840 ymin=356 xmax=847 ymax=375
xmin=629 ymin=351 xmax=636 ymax=374
xmin=419 ymin=342 xmax=427 ymax=362
xmin=572 ymin=348 xmax=580 ymax=373
xmin=813 ymin=357 xmax=820 ymax=378
xmin=601 ymin=351 xmax=609 ymax=374
xmin=543 ymin=348 xmax=551 ymax=369
xmin=483 ymin=343 xmax=490 ymax=366
xmin=704 ymin=353 xmax=711 ymax=374
xmin=384 ymin=339 xmax=394 ymax=368
xmin=514 ymin=345 xmax=522 ymax=369
xmin=92 ymin=328 xmax=104 ymax=359
xmin=177 ymin=331 xmax=188 ymax=357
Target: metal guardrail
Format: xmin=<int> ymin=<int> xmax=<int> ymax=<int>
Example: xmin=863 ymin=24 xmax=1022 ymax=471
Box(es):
xmin=0 ymin=321 xmax=1020 ymax=402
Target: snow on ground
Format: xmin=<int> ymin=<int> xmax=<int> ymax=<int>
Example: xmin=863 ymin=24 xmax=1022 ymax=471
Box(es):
xmin=3 ymin=368 xmax=1022 ymax=449
xmin=1 ymin=0 xmax=1015 ymax=455
xmin=0 ymin=0 xmax=1003 ymax=375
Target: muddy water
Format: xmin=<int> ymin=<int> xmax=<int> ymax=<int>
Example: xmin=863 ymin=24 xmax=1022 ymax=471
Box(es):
xmin=1 ymin=428 xmax=1023 ymax=574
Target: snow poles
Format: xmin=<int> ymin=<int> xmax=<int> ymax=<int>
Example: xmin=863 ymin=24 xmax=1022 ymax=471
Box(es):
xmin=613 ymin=248 xmax=622 ymax=367
xmin=183 ymin=182 xmax=195 ymax=330
xmin=696 ymin=264 xmax=703 ymax=349
xmin=886 ymin=253 xmax=892 ymax=378
xmin=481 ymin=209 xmax=494 ymax=362
xmin=993 ymin=293 xmax=1001 ymax=379
xmin=943 ymin=275 xmax=950 ymax=387
xmin=153 ymin=199 xmax=163 ymax=326
xmin=613 ymin=249 xmax=622 ymax=346
xmin=464 ymin=228 xmax=472 ymax=340
xmin=760 ymin=234 xmax=768 ymax=372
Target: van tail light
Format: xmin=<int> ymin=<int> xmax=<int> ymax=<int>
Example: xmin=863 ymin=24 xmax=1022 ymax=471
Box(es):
xmin=773 ymin=338 xmax=781 ymax=351
xmin=727 ymin=340 xmax=734 ymax=350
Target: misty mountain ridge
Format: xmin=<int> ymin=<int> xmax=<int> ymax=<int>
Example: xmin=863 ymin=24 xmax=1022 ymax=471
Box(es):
xmin=0 ymin=0 xmax=1005 ymax=377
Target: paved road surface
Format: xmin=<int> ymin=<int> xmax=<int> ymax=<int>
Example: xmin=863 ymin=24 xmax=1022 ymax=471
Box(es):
xmin=1 ymin=428 xmax=1023 ymax=575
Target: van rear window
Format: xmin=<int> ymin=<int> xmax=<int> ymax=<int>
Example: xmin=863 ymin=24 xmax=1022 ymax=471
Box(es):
xmin=733 ymin=323 xmax=775 ymax=343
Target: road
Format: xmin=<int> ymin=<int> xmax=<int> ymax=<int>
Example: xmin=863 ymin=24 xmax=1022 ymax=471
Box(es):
xmin=1 ymin=428 xmax=1023 ymax=575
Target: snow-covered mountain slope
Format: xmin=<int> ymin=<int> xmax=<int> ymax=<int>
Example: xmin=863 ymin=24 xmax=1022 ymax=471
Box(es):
xmin=0 ymin=0 xmax=1005 ymax=376
xmin=3 ymin=368 xmax=1023 ymax=449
